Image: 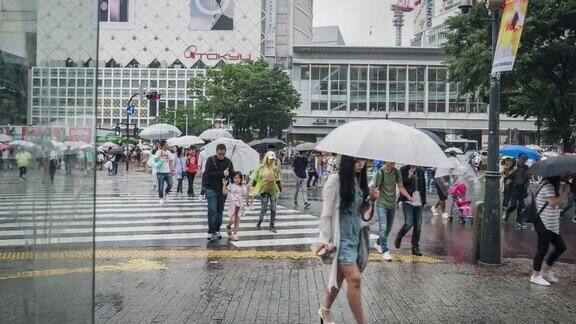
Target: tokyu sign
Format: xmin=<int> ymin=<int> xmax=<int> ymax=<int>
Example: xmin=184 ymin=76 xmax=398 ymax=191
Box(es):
xmin=184 ymin=45 xmax=254 ymax=61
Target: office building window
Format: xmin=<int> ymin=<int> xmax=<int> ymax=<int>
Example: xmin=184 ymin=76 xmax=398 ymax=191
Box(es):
xmin=369 ymin=65 xmax=387 ymax=112
xmin=428 ymin=67 xmax=447 ymax=113
xmin=408 ymin=66 xmax=425 ymax=112
xmin=349 ymin=66 xmax=367 ymax=112
xmin=329 ymin=65 xmax=347 ymax=112
xmin=311 ymin=65 xmax=329 ymax=111
xmin=449 ymin=82 xmax=467 ymax=113
xmin=389 ymin=66 xmax=406 ymax=112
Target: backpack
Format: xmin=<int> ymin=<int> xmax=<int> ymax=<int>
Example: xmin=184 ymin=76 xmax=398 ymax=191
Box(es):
xmin=522 ymin=184 xmax=549 ymax=224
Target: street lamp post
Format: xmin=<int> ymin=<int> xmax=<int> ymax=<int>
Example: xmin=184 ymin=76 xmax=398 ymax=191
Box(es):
xmin=459 ymin=0 xmax=504 ymax=265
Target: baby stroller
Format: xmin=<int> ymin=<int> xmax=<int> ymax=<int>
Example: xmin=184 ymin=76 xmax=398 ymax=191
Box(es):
xmin=448 ymin=183 xmax=473 ymax=225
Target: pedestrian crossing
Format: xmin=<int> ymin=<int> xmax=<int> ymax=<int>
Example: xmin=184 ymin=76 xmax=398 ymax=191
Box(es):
xmin=0 ymin=171 xmax=321 ymax=250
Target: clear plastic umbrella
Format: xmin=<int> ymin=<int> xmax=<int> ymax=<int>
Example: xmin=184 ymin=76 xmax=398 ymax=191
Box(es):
xmin=444 ymin=147 xmax=464 ymax=155
xmin=140 ymin=123 xmax=182 ymax=140
xmin=0 ymin=134 xmax=12 ymax=142
xmin=167 ymin=135 xmax=204 ymax=148
xmin=199 ymin=129 xmax=233 ymax=141
xmin=294 ymin=142 xmax=317 ymax=152
xmin=202 ymin=138 xmax=260 ymax=175
xmin=315 ymin=120 xmax=449 ymax=167
xmin=9 ymin=140 xmax=35 ymax=148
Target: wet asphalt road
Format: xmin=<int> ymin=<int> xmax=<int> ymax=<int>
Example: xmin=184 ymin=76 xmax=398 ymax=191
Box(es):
xmin=279 ymin=169 xmax=576 ymax=264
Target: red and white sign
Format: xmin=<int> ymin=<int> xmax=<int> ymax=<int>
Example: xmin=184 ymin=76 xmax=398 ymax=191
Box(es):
xmin=68 ymin=127 xmax=93 ymax=143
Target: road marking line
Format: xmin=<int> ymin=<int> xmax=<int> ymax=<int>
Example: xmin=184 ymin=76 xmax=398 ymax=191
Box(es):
xmin=0 ymin=249 xmax=443 ymax=263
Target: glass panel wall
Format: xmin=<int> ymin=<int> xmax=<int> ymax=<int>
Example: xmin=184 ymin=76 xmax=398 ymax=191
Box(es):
xmin=408 ymin=66 xmax=425 ymax=112
xmin=428 ymin=67 xmax=447 ymax=113
xmin=449 ymin=82 xmax=467 ymax=113
xmin=310 ymin=65 xmax=329 ymax=111
xmin=388 ymin=66 xmax=407 ymax=112
xmin=292 ymin=63 xmax=484 ymax=116
xmin=329 ymin=65 xmax=348 ymax=112
xmin=349 ymin=66 xmax=367 ymax=112
xmin=369 ymin=66 xmax=387 ymax=112
xmin=0 ymin=1 xmax=97 ymax=322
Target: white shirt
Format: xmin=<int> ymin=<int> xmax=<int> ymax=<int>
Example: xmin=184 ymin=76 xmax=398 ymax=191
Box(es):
xmin=536 ymin=182 xmax=561 ymax=234
xmin=199 ymin=150 xmax=207 ymax=173
xmin=155 ymin=149 xmax=174 ymax=173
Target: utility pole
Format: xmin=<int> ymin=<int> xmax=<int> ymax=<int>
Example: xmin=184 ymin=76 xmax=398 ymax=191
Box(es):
xmin=124 ymin=92 xmax=140 ymax=172
xmin=185 ymin=114 xmax=189 ymax=135
xmin=479 ymin=1 xmax=503 ymax=266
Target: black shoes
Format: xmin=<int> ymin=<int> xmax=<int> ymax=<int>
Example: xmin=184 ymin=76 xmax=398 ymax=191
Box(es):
xmin=269 ymin=226 xmax=277 ymax=233
xmin=256 ymin=220 xmax=262 ymax=229
xmin=412 ymin=247 xmax=423 ymax=256
xmin=394 ymin=236 xmax=401 ymax=249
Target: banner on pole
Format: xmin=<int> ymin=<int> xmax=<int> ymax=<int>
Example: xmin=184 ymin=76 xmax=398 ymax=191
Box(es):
xmin=491 ymin=0 xmax=529 ymax=74
xmin=263 ymin=0 xmax=277 ymax=57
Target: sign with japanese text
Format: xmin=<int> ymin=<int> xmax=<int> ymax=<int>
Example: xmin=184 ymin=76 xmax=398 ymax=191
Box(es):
xmin=492 ymin=0 xmax=529 ymax=74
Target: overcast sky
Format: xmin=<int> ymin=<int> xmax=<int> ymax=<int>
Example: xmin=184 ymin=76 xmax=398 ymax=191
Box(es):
xmin=313 ymin=0 xmax=415 ymax=47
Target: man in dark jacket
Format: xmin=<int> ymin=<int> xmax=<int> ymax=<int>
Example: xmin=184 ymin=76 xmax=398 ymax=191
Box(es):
xmin=292 ymin=151 xmax=310 ymax=208
xmin=503 ymin=153 xmax=529 ymax=227
xmin=394 ymin=164 xmax=426 ymax=256
xmin=204 ymin=144 xmax=234 ymax=242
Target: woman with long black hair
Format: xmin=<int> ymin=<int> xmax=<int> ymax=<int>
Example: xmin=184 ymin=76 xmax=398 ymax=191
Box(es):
xmin=314 ymin=155 xmax=379 ymax=324
xmin=531 ymin=176 xmax=570 ymax=286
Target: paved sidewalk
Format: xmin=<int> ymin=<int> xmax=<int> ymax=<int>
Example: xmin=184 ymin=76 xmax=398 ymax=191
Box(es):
xmin=93 ymin=256 xmax=575 ymax=323
xmin=1 ymin=249 xmax=575 ymax=323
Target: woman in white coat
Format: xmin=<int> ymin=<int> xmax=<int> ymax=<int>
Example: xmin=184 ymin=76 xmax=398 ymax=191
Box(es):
xmin=314 ymin=155 xmax=379 ymax=324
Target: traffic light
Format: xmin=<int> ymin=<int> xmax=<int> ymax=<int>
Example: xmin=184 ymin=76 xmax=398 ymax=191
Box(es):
xmin=114 ymin=124 xmax=121 ymax=136
xmin=146 ymin=92 xmax=161 ymax=100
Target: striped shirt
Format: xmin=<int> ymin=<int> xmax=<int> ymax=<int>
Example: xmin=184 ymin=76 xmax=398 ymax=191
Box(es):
xmin=535 ymin=182 xmax=560 ymax=234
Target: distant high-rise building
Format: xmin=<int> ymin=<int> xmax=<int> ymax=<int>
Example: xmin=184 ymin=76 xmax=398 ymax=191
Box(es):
xmin=411 ymin=0 xmax=461 ymax=47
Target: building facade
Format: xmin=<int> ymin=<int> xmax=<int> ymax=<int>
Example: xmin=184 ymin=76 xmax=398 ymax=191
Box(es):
xmin=27 ymin=0 xmax=312 ymax=133
xmin=289 ymin=45 xmax=537 ymax=148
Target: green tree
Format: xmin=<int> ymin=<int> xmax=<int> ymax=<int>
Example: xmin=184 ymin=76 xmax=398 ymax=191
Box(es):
xmin=189 ymin=60 xmax=299 ymax=141
xmin=154 ymin=106 xmax=211 ymax=136
xmin=443 ymin=0 xmax=576 ymax=152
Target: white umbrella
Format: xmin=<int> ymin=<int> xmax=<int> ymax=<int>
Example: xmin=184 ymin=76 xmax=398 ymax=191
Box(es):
xmin=315 ymin=120 xmax=449 ymax=167
xmin=294 ymin=142 xmax=317 ymax=152
xmin=9 ymin=140 xmax=35 ymax=148
xmin=140 ymin=123 xmax=182 ymax=140
xmin=0 ymin=134 xmax=12 ymax=142
xmin=202 ymin=138 xmax=260 ymax=175
xmin=51 ymin=140 xmax=67 ymax=152
xmin=444 ymin=147 xmax=464 ymax=155
xmin=167 ymin=135 xmax=204 ymax=148
xmin=98 ymin=142 xmax=117 ymax=151
xmin=64 ymin=141 xmax=87 ymax=149
xmin=199 ymin=129 xmax=233 ymax=141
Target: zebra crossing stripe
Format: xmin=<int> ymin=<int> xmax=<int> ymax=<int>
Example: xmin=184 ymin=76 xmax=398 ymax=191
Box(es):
xmin=0 ymin=220 xmax=320 ymax=237
xmin=0 ymin=214 xmax=318 ymax=228
xmin=0 ymin=228 xmax=320 ymax=247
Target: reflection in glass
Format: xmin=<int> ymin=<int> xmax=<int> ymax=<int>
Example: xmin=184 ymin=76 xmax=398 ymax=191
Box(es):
xmin=0 ymin=0 xmax=97 ymax=322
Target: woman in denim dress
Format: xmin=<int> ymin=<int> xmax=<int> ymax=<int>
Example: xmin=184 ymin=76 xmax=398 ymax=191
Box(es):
xmin=315 ymin=155 xmax=379 ymax=324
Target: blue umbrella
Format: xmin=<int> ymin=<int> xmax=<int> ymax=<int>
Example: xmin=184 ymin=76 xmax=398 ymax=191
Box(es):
xmin=499 ymin=145 xmax=541 ymax=160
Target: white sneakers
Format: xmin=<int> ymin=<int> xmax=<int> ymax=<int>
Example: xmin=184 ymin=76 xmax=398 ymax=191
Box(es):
xmin=542 ymin=271 xmax=559 ymax=283
xmin=382 ymin=251 xmax=393 ymax=261
xmin=442 ymin=213 xmax=450 ymax=219
xmin=431 ymin=206 xmax=438 ymax=216
xmin=373 ymin=243 xmax=393 ymax=261
xmin=159 ymin=198 xmax=164 ymax=205
xmin=374 ymin=242 xmax=383 ymax=254
xmin=530 ymin=275 xmax=550 ymax=286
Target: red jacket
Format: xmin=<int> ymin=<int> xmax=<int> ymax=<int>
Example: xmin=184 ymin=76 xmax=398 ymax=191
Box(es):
xmin=186 ymin=153 xmax=199 ymax=173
